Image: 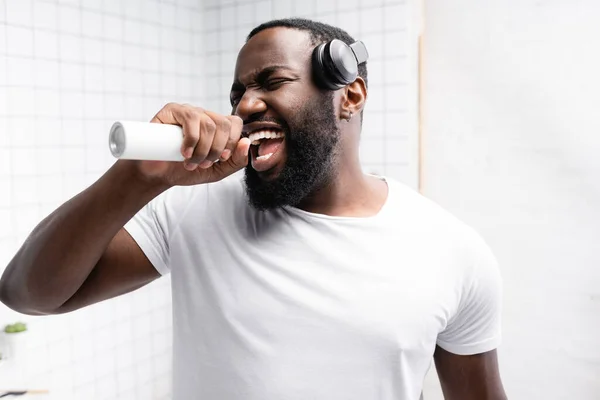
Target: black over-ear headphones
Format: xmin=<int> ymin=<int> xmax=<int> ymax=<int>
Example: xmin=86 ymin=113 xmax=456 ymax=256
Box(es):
xmin=312 ymin=39 xmax=369 ymax=90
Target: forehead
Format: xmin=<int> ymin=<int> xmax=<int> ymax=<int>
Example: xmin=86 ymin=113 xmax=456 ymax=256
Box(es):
xmin=235 ymin=27 xmax=314 ymax=79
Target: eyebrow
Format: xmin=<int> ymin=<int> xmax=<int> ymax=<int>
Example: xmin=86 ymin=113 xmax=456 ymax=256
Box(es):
xmin=231 ymin=65 xmax=295 ymax=92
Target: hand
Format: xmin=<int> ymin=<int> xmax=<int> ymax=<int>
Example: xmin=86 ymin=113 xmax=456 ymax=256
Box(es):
xmin=130 ymin=103 xmax=251 ymax=187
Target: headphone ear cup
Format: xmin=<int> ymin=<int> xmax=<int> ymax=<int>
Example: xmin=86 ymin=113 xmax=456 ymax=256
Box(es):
xmin=312 ymin=42 xmax=340 ymax=90
xmin=312 ymin=40 xmax=360 ymax=90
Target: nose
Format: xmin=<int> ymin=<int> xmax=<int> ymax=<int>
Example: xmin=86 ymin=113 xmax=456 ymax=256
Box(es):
xmin=233 ymin=91 xmax=267 ymax=122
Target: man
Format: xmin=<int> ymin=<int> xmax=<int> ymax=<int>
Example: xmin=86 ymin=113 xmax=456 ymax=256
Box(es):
xmin=0 ymin=19 xmax=507 ymax=400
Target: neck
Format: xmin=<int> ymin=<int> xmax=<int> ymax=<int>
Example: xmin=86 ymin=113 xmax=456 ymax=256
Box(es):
xmin=296 ymin=151 xmax=388 ymax=218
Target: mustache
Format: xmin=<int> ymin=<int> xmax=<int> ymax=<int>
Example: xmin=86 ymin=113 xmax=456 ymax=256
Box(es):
xmin=243 ymin=116 xmax=289 ymax=131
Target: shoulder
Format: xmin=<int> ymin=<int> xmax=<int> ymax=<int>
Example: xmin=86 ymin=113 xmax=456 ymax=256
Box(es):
xmin=384 ymin=177 xmax=498 ymax=269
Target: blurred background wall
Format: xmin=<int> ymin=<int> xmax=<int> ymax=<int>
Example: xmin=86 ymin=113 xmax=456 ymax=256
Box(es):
xmin=421 ymin=0 xmax=600 ymax=399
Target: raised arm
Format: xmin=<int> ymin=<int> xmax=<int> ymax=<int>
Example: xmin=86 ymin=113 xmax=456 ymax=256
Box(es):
xmin=0 ymin=103 xmax=250 ymax=315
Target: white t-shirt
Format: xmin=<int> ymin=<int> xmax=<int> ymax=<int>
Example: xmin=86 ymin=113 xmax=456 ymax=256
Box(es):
xmin=124 ymin=173 xmax=502 ymax=400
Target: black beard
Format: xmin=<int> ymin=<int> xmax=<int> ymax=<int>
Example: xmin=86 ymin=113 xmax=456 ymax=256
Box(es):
xmin=243 ymin=92 xmax=340 ymax=211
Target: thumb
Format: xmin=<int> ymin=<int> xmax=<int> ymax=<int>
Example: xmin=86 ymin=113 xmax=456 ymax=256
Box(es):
xmin=211 ymin=138 xmax=250 ymax=178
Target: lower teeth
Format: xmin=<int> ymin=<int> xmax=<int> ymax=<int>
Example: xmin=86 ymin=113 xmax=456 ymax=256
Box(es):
xmin=256 ymin=153 xmax=273 ymax=161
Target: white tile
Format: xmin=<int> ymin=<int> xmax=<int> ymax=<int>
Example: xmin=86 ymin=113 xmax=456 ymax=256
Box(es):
xmin=8 ymin=117 xmax=35 ymax=147
xmin=386 ymin=30 xmax=408 ymax=57
xmin=0 ymin=0 xmax=6 ymax=23
xmin=359 ymin=137 xmax=384 ymax=164
xmin=95 ymin=374 xmax=118 ymax=399
xmin=104 ymin=15 xmax=123 ymax=41
xmin=124 ymin=19 xmax=142 ymax=45
xmin=59 ymin=34 xmax=83 ymax=63
xmin=219 ymin=5 xmax=235 ymax=29
xmin=61 ymin=119 xmax=84 ymax=146
xmin=153 ymin=374 xmax=171 ymax=398
xmin=384 ymin=110 xmax=410 ymax=138
xmin=33 ymin=0 xmax=57 ymax=30
xmin=62 ymin=92 xmax=85 ymax=118
xmin=60 ymin=63 xmax=84 ymax=90
xmin=103 ymin=66 xmax=123 ymax=93
xmin=61 ymin=147 xmax=86 ymax=173
xmin=83 ymin=93 xmax=104 ymax=118
xmin=82 ymin=38 xmax=104 ymax=64
xmin=84 ymin=64 xmax=104 ymax=91
xmin=141 ymin=22 xmax=160 ymax=47
xmin=123 ymin=1 xmax=141 ymax=20
xmin=0 ymin=148 xmax=11 ymax=177
xmin=362 ymin=33 xmax=384 ymax=60
xmin=58 ymin=5 xmax=81 ymax=35
xmin=124 ymin=44 xmax=142 ymax=70
xmin=0 ymin=176 xmax=10 ymax=206
xmin=7 ymin=26 xmax=34 ymax=57
xmin=384 ymin=137 xmax=409 ymax=164
xmin=159 ymin=2 xmax=176 ymax=28
xmin=80 ymin=0 xmax=103 ymax=12
xmin=219 ymin=29 xmax=236 ymax=52
xmin=336 ymin=11 xmax=360 ymax=37
xmin=103 ymin=0 xmax=121 ymax=16
xmin=11 ymin=148 xmax=37 ymax=175
xmin=293 ymin=0 xmax=314 ymax=16
xmin=385 ymin=57 xmax=407 ymax=84
xmin=385 ymin=163 xmax=411 ymax=183
xmin=362 ymin=111 xmax=384 ymax=138
xmin=366 ymin=59 xmax=383 ymax=87
xmin=12 ymin=176 xmax=38 ymax=205
xmin=124 ymin=96 xmax=144 ymax=120
xmin=136 ymin=358 xmax=153 ymax=384
xmin=204 ymin=9 xmax=218 ymax=31
xmin=124 ymin=71 xmax=144 ymax=95
xmin=143 ymin=72 xmax=162 ymax=96
xmin=105 ymin=93 xmax=125 ymax=119
xmin=6 ymin=0 xmax=33 ymax=26
xmin=385 ymin=84 xmax=407 ymax=111
xmin=142 ymin=0 xmax=159 ymax=24
xmin=273 ymin=0 xmax=292 ymax=19
xmin=361 ymin=7 xmax=383 ymax=33
xmin=81 ymin=9 xmax=103 ymax=38
xmin=254 ymin=0 xmax=272 ymax=22
xmin=34 ymin=89 xmax=61 ymax=118
xmin=384 ymin=3 xmax=406 ymax=31
xmin=103 ymin=41 xmax=123 ymax=67
xmin=236 ymin=3 xmax=255 ymax=26
xmin=316 ymin=0 xmax=336 ymax=15
xmin=35 ymin=147 xmax=62 ymax=175
xmin=7 ymin=87 xmax=35 ymax=117
xmin=178 ymin=29 xmax=192 ymax=53
xmin=58 ymin=0 xmax=80 ymax=5
xmin=117 ymin=366 xmax=136 ymax=392
xmin=0 ymin=209 xmax=13 ymax=238
xmin=34 ymin=28 xmax=59 ymax=60
xmin=205 ymin=31 xmax=219 ymax=52
xmin=34 ymin=59 xmax=60 ymax=88
xmin=365 ymin=85 xmax=384 ymax=112
xmin=6 ymin=57 xmax=34 ymax=87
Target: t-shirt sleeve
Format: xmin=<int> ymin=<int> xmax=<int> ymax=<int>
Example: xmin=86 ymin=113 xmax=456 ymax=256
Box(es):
xmin=123 ymin=191 xmax=173 ymax=275
xmin=436 ymin=232 xmax=503 ymax=355
xmin=123 ymin=183 xmax=205 ymax=275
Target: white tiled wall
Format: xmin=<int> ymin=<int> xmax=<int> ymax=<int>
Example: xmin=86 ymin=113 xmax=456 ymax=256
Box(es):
xmin=0 ymin=0 xmax=203 ymax=398
xmin=201 ymin=0 xmax=421 ymax=189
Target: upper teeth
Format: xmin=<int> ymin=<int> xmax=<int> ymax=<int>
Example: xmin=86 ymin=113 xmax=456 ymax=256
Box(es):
xmin=248 ymin=130 xmax=284 ymax=145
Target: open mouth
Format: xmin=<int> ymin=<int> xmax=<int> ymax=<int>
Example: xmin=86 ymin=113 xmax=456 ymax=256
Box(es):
xmin=247 ymin=128 xmax=286 ymax=173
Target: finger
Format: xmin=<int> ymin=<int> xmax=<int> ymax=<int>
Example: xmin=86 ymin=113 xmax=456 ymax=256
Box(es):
xmin=205 ymin=113 xmax=231 ymax=164
xmin=189 ymin=113 xmax=216 ymax=164
xmin=150 ymin=103 xmax=200 ymax=161
xmin=222 ymin=115 xmax=243 ymax=161
xmin=211 ymin=137 xmax=250 ymax=178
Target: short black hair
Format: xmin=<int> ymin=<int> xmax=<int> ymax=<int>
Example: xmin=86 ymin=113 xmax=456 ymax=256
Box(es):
xmin=247 ymin=18 xmax=368 ymax=89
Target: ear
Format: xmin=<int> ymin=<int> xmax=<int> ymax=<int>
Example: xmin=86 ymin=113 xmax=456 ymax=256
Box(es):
xmin=340 ymin=77 xmax=367 ymax=120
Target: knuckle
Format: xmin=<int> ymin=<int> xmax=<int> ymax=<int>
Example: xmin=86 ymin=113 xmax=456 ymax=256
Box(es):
xmin=202 ymin=117 xmax=217 ymax=134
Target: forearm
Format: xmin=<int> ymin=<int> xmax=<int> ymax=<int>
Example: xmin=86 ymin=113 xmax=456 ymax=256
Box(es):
xmin=0 ymin=161 xmax=167 ymax=314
